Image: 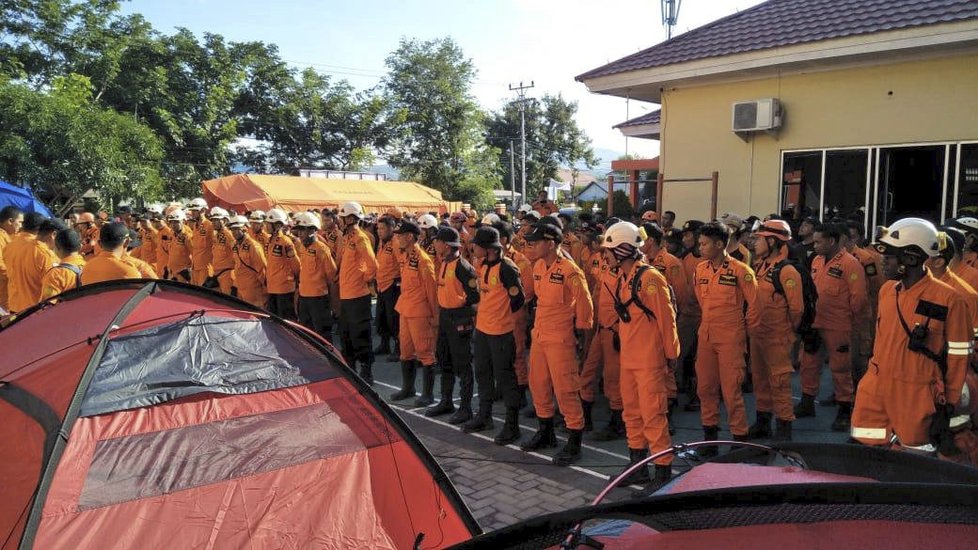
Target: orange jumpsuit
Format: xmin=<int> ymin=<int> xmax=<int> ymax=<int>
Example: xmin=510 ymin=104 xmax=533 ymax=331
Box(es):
xmin=801 ymin=250 xmax=867 ymax=402
xmin=749 ymin=248 xmax=803 ymax=421
xmin=298 ymin=238 xmax=338 ymax=299
xmin=579 ymin=256 xmax=622 ymax=410
xmin=952 ymin=260 xmax=978 ymax=295
xmin=190 ymin=219 xmax=214 ymax=285
xmin=852 ymin=274 xmax=970 ymax=450
xmin=155 ymin=225 xmax=171 ymax=276
xmin=265 ymin=231 xmax=300 ymax=294
xmin=694 ymin=255 xmax=758 ymax=436
xmin=232 ymin=234 xmax=267 ymax=308
xmin=164 ymin=225 xmax=194 ymax=282
xmin=3 ymin=233 xmax=58 ymax=312
xmin=652 ymin=247 xmax=690 ymax=398
xmin=249 ymin=226 xmax=270 ymax=253
xmin=211 ymin=226 xmax=237 ymax=294
xmin=39 ymin=254 xmax=86 ymax=299
xmin=617 ymin=261 xmax=681 ymax=466
xmin=532 ymin=199 xmax=558 ymax=216
xmin=79 ymin=225 xmax=100 ymax=258
xmin=851 ymin=245 xmax=884 ymax=375
xmin=529 ymin=256 xmax=594 ymax=429
xmin=121 ymin=252 xmax=159 ymax=279
xmin=138 ymin=226 xmax=158 ymax=268
xmin=338 ymin=226 xmax=378 ymax=300
xmin=395 ymin=243 xmax=438 ymax=365
xmin=507 ymin=247 xmax=535 ymax=386
xmin=0 ymin=227 xmax=12 ymax=310
xmin=81 ymin=251 xmax=141 ymax=285
xmin=320 ymin=227 xmax=342 ymax=259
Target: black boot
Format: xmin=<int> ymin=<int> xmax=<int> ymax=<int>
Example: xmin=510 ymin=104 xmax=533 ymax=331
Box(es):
xmin=493 ymin=407 xmax=521 ymax=445
xmin=630 ymin=465 xmax=673 ymax=499
xmin=520 ymin=417 xmax=558 ymax=451
xmin=831 ymin=401 xmax=852 ymax=432
xmin=582 ymin=400 xmax=594 ymax=432
xmin=774 ymin=418 xmax=793 ymax=441
xmin=373 ymin=337 xmax=391 ymax=355
xmin=389 ymin=361 xmax=417 ymax=401
xmin=387 ymin=338 xmax=400 ymax=362
xmin=667 ymin=398 xmax=677 ymax=435
xmin=447 ymin=404 xmax=472 ymax=425
xmin=732 ymin=433 xmax=750 ymax=442
xmin=612 ymin=448 xmax=651 ymax=486
xmin=413 ymin=365 xmax=435 ymax=407
xmin=748 ymin=411 xmax=773 ymax=439
xmin=521 ymin=397 xmax=537 ymax=418
xmin=590 ymin=409 xmax=625 ymax=441
xmin=819 ymin=393 xmax=837 ymax=407
xmin=553 ymin=429 xmax=583 ymax=466
xmin=462 ymin=405 xmax=494 ymax=433
xmin=357 ymin=362 xmax=373 ymax=385
xmin=684 ymin=378 xmax=700 ymax=411
xmin=794 ymin=393 xmax=816 ymax=418
xmin=698 ymin=425 xmax=720 ymax=459
xmin=425 ymin=368 xmax=455 ymax=417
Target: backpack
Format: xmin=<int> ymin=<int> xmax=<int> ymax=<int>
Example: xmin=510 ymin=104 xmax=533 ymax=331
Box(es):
xmin=614 ymin=265 xmax=677 ymax=322
xmin=55 ymin=263 xmax=83 ymax=290
xmin=771 ymin=258 xmax=817 ymax=334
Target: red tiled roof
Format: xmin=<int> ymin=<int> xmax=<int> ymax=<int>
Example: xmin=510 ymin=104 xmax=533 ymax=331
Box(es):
xmin=613 ymin=109 xmax=661 ymax=129
xmin=577 ymin=0 xmax=978 ymax=81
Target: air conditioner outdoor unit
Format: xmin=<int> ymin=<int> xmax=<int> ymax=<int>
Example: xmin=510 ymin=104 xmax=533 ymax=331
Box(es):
xmin=732 ymin=98 xmax=782 ymax=132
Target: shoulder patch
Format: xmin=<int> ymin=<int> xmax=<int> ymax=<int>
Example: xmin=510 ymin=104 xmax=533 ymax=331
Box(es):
xmin=849 ymin=272 xmax=858 ymax=281
xmin=784 ymin=278 xmax=797 ymax=289
xmin=744 ymin=273 xmax=754 ymax=282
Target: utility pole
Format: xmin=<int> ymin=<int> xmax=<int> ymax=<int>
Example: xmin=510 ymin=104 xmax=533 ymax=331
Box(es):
xmin=509 ymin=81 xmax=534 ymax=207
xmin=661 ymin=0 xmax=682 ymax=39
xmin=509 ymin=141 xmax=516 ymax=208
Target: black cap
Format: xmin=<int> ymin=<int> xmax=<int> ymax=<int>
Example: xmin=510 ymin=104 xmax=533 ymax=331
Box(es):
xmin=524 ymin=223 xmax=563 ymax=244
xmin=394 ymin=220 xmax=420 ymax=236
xmin=99 ymin=222 xmax=131 ymax=248
xmin=127 ymin=228 xmax=142 ymax=249
xmin=682 ymin=220 xmax=705 ymax=233
xmin=434 ymin=226 xmax=461 ymax=247
xmin=472 ymin=226 xmax=501 ymax=249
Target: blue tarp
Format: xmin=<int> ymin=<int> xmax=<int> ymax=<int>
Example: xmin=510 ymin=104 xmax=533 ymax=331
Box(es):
xmin=0 ymin=180 xmax=53 ymax=218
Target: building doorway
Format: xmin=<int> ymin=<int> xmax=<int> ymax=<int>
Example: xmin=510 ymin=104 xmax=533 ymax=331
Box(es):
xmin=876 ymin=145 xmax=945 ymax=226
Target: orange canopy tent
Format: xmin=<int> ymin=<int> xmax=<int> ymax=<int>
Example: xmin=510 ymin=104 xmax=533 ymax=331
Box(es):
xmin=202 ymin=174 xmax=449 ymax=215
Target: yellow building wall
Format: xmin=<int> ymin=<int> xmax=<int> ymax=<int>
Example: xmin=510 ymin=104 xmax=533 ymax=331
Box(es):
xmin=660 ymin=53 xmax=978 ymax=222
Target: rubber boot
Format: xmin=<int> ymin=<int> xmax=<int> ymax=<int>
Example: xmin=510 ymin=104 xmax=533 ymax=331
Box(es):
xmin=794 ymin=393 xmax=816 ymax=418
xmin=774 ymin=418 xmax=793 ymax=441
xmin=373 ymin=336 xmax=391 ymax=355
xmin=612 ymin=448 xmax=651 ymax=486
xmin=683 ymin=377 xmax=700 ymax=411
xmin=590 ymin=409 xmax=625 ymax=441
xmin=357 ymin=362 xmax=374 ymax=385
xmin=582 ymin=400 xmax=594 ymax=432
xmin=630 ymin=465 xmax=673 ymax=499
xmin=387 ymin=338 xmax=400 ymax=363
xmin=425 ymin=368 xmax=455 ymax=417
xmin=553 ymin=429 xmax=583 ymax=466
xmin=493 ymin=407 xmax=521 ymax=445
xmin=413 ymin=365 xmax=435 ymax=407
xmin=667 ymin=398 xmax=677 ymax=435
xmin=732 ymin=433 xmax=750 ymax=442
xmin=389 ymin=361 xmax=417 ymax=401
xmin=698 ymin=425 xmax=719 ymax=459
xmin=462 ymin=404 xmax=494 ymax=433
xmin=748 ymin=411 xmax=773 ymax=439
xmin=520 ymin=417 xmax=558 ymax=451
xmin=831 ymin=401 xmax=852 ymax=432
xmin=447 ymin=403 xmax=472 ymax=425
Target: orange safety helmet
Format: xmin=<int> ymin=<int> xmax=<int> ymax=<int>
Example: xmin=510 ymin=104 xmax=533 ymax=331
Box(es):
xmin=753 ymin=219 xmax=792 ymax=242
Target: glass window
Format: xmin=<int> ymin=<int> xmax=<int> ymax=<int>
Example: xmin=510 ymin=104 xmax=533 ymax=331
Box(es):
xmin=956 ymin=144 xmax=978 ymax=217
xmin=823 ymin=149 xmax=869 ymax=221
xmin=781 ymin=151 xmax=823 ymax=220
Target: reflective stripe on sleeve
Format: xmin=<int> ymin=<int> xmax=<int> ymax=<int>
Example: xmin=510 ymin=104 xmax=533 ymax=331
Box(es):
xmin=950 ymin=414 xmax=971 ymax=429
xmin=948 ymin=348 xmax=971 ymax=356
xmin=948 ymin=341 xmax=972 ymax=349
xmin=851 ymin=426 xmax=887 ymax=440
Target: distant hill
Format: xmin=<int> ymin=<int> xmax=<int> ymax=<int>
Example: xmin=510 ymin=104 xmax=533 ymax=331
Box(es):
xmin=368 ymin=164 xmax=401 ymax=180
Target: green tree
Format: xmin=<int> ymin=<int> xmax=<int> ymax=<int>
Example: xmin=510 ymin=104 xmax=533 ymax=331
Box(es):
xmin=486 ymin=94 xmax=596 ymax=198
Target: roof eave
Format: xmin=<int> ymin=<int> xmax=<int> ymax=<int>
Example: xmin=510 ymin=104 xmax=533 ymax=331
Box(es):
xmin=618 ymin=123 xmax=661 ymax=141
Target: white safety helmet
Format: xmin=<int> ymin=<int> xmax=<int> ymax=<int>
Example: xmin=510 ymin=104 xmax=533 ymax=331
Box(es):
xmin=227 ymin=215 xmax=248 ymax=229
xmin=481 ymin=213 xmax=501 ymax=226
xmin=208 ymin=206 xmax=229 ymax=219
xmin=601 ymin=221 xmax=645 ymax=250
xmin=418 ymin=214 xmax=438 ymax=230
xmin=146 ymin=204 xmax=163 ymax=215
xmin=266 ymin=208 xmax=289 ymax=225
xmin=876 ymin=217 xmax=941 ymax=258
xmin=294 ymin=211 xmax=322 ymax=230
xmin=248 ymin=210 xmax=266 ymax=222
xmin=518 ymin=204 xmax=533 ymax=214
xmin=187 ymin=198 xmax=208 ymax=210
xmin=950 ymin=217 xmax=978 ymax=237
xmin=338 ymin=201 xmax=364 ymax=219
xmin=166 ymin=208 xmax=187 ymax=222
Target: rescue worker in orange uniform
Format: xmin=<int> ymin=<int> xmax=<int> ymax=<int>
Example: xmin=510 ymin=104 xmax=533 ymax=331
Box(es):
xmin=463 ymin=226 xmax=525 ymax=444
xmin=75 ymin=212 xmax=100 ymax=258
xmin=531 ymin=190 xmax=558 ymax=217
xmin=747 ymin=220 xmax=803 ymax=440
xmin=163 ymin=209 xmax=194 ymax=283
xmin=579 ymin=218 xmax=625 ymax=440
xmin=679 ymin=220 xmax=705 ymax=411
xmin=852 ymin=218 xmax=971 ymax=458
xmin=425 ymin=226 xmax=481 ymax=423
xmin=262 ymin=208 xmax=301 ymax=319
xmin=388 ymin=220 xmax=439 ymax=405
xmin=229 ymin=216 xmax=267 ymax=308
xmin=520 ymin=223 xmax=594 ymax=466
xmin=248 ymin=210 xmax=270 ymax=252
xmin=4 ymin=213 xmax=58 ymax=312
xmin=0 ymin=205 xmax=25 ymax=311
xmin=844 ymin=221 xmax=884 ymax=388
xmin=136 ymin=212 xmax=158 ymax=269
xmin=151 ymin=212 xmax=169 ymax=276
xmin=796 ymin=221 xmax=867 ymax=432
xmin=186 ymin=199 xmax=214 ymax=285
xmin=719 ymin=212 xmax=753 ymax=266
xmin=374 ymin=215 xmax=402 ymax=360
xmin=81 ymin=223 xmax=142 ymax=285
xmin=319 ymin=209 xmax=342 ymax=258
xmin=449 ymin=212 xmax=472 ymax=261
xmin=694 ymin=221 xmax=758 ymax=452
xmin=946 ymin=219 xmax=978 ymax=290
xmin=122 ymin=229 xmax=159 ymax=279
xmin=207 ymin=207 xmax=236 ymax=295
xmin=498 ymin=221 xmax=535 ymax=416
xmin=418 ymin=214 xmax=440 ymax=271
xmin=294 ymin=212 xmax=338 ymax=344
xmin=336 ymin=201 xmax=379 ymax=384
xmin=603 ymin=222 xmax=681 ymax=496
xmin=40 ymin=228 xmax=86 ymax=299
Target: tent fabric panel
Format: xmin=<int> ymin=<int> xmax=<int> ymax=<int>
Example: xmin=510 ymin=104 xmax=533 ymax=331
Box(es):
xmin=0 ymin=180 xmax=53 ymax=217
xmin=81 ymin=316 xmax=339 ymax=417
xmin=78 ymin=401 xmax=366 ymax=510
xmin=201 ymin=174 xmax=274 ymax=213
xmin=660 ymin=463 xmax=876 ymax=495
xmin=0 ymin=399 xmax=49 ymax=550
xmin=6 ymin=346 xmax=97 ymax=418
xmin=119 ymin=288 xmax=261 ymax=333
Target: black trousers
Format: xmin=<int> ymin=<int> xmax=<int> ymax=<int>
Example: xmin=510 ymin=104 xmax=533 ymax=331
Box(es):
xmin=298 ymin=295 xmax=333 ymax=344
xmin=339 ymin=295 xmax=373 ymax=367
xmin=267 ymin=292 xmax=296 ymax=320
xmin=376 ymin=282 xmax=400 ymax=339
xmin=474 ymin=330 xmax=518 ymax=409
xmin=437 ymin=307 xmax=475 ymax=404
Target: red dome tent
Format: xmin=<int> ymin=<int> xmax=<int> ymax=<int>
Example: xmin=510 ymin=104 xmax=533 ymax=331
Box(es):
xmin=0 ymin=280 xmax=478 ymax=549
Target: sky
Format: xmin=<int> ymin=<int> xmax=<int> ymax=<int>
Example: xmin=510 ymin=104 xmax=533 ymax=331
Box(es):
xmin=122 ymin=0 xmax=766 ymax=166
